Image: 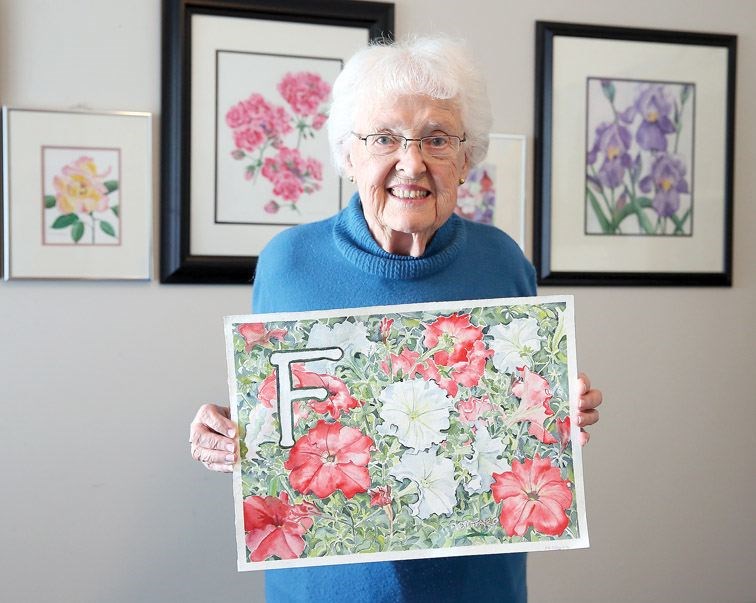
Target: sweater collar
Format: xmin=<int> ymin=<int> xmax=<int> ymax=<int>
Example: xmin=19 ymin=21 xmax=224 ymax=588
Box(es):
xmin=333 ymin=193 xmax=466 ymax=280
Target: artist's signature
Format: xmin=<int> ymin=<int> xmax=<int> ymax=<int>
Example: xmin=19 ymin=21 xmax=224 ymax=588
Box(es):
xmin=453 ymin=518 xmax=497 ymax=532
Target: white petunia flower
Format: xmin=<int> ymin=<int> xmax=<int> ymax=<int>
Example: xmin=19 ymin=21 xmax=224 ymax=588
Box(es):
xmin=461 ymin=422 xmax=511 ymax=494
xmin=305 ymin=320 xmax=373 ymax=372
xmin=390 ymin=447 xmax=458 ymax=519
xmin=378 ymin=378 xmax=452 ymax=451
xmin=488 ymin=317 xmax=543 ymax=374
xmin=244 ymin=404 xmax=276 ymax=460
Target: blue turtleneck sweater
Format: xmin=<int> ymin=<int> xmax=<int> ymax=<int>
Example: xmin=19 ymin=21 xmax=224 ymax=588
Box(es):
xmin=252 ymin=193 xmax=536 ymax=603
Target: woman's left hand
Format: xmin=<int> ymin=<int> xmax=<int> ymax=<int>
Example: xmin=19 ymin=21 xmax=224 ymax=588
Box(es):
xmin=576 ymin=372 xmax=602 ymax=446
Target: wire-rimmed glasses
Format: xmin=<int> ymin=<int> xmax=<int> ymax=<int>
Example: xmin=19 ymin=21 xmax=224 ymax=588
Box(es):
xmin=353 ymin=132 xmax=466 ymax=159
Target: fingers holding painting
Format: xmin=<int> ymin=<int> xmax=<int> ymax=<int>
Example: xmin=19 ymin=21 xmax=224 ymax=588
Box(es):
xmin=190 ymin=403 xmax=238 ymax=472
xmin=576 ymin=372 xmax=603 ymax=446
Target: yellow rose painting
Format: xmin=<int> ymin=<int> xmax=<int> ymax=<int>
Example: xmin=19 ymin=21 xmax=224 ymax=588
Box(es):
xmin=43 ymin=148 xmax=120 ymax=245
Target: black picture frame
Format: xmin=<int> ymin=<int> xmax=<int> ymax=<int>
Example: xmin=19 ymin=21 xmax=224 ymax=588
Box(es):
xmin=160 ymin=0 xmax=394 ymax=284
xmin=534 ymin=21 xmax=736 ymax=286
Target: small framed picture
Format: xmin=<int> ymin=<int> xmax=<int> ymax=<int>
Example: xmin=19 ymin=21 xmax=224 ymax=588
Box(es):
xmin=2 ymin=108 xmax=152 ymax=280
xmin=455 ymin=134 xmax=526 ymax=251
xmin=534 ymin=21 xmax=736 ymax=286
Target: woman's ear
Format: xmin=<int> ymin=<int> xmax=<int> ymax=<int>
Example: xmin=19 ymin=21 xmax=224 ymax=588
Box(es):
xmin=459 ymin=153 xmax=471 ymax=182
xmin=344 ymin=152 xmax=355 ymax=183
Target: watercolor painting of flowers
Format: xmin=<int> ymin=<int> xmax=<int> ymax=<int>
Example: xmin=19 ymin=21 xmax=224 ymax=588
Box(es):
xmin=215 ymin=52 xmax=342 ymax=226
xmin=225 ymin=296 xmax=588 ymax=570
xmin=455 ymin=164 xmax=496 ymax=225
xmin=453 ymin=134 xmax=526 ymax=251
xmin=42 ymin=148 xmax=120 ymax=245
xmin=585 ymin=78 xmax=694 ymax=236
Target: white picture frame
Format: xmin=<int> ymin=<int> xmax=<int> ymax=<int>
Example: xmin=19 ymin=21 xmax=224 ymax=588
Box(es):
xmin=2 ymin=108 xmax=152 ymax=280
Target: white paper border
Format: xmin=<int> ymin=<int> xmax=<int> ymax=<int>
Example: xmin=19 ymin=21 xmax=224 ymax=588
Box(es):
xmin=225 ymin=294 xmax=588 ymax=571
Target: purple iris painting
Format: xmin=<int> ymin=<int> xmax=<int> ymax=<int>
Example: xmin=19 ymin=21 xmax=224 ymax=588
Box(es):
xmin=585 ymin=78 xmax=694 ymax=236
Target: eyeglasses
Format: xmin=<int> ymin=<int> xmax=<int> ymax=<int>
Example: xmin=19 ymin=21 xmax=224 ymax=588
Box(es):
xmin=353 ymin=132 xmax=466 ymax=159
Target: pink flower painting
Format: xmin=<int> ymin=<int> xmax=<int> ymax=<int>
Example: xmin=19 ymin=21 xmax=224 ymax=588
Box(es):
xmin=43 ymin=149 xmax=120 ymax=245
xmin=224 ymin=70 xmax=331 ymax=216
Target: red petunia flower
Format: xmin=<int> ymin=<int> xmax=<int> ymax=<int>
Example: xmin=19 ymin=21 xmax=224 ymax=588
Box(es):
xmin=451 ymin=340 xmax=494 ymax=387
xmin=308 ymin=373 xmax=362 ymax=419
xmin=257 ymin=367 xmax=361 ymax=419
xmin=417 ymin=340 xmax=492 ymax=396
xmin=456 ymin=394 xmax=493 ymax=425
xmin=368 ymin=485 xmax=392 ymax=507
xmin=257 ymin=364 xmax=323 ymax=409
xmin=380 ymin=348 xmax=421 ymax=378
xmin=491 ymin=455 xmax=573 ymax=537
xmin=416 ymin=358 xmax=459 ymax=396
xmin=284 ymin=420 xmax=373 ymax=499
xmin=423 ymin=312 xmax=483 ymax=366
xmin=237 ymin=323 xmax=287 ymax=352
xmin=242 ymin=492 xmax=316 ymax=561
xmin=511 ymin=366 xmax=557 ymax=444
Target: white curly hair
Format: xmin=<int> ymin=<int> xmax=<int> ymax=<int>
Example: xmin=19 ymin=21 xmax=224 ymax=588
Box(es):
xmin=327 ymin=35 xmax=492 ymax=175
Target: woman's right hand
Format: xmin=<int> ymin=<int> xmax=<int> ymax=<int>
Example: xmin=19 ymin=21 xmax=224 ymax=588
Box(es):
xmin=189 ymin=404 xmax=237 ymax=473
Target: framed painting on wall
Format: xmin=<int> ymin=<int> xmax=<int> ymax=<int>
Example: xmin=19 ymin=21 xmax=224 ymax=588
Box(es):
xmin=160 ymin=0 xmax=395 ymax=283
xmin=455 ymin=134 xmax=527 ymax=252
xmin=534 ymin=21 xmax=736 ymax=286
xmin=225 ymin=295 xmax=588 ymax=570
xmin=2 ymin=108 xmax=152 ymax=280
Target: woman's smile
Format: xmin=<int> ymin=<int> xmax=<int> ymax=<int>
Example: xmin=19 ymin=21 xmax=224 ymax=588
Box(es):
xmin=387 ymin=184 xmax=432 ymax=200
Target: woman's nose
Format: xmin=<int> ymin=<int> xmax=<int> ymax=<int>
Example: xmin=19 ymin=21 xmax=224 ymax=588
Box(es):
xmin=394 ymin=140 xmax=427 ymax=177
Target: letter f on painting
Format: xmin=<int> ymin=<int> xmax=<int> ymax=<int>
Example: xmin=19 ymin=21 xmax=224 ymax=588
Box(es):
xmin=268 ymin=348 xmax=344 ymax=447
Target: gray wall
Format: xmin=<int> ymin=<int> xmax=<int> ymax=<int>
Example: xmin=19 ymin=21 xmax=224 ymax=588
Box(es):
xmin=1 ymin=1 xmax=754 ymax=601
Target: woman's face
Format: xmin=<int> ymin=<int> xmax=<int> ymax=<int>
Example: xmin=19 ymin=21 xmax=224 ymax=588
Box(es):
xmin=345 ymin=94 xmax=469 ymax=256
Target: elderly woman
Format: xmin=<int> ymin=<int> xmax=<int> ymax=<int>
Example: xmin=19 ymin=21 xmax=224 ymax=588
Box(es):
xmin=190 ymin=36 xmax=602 ymax=603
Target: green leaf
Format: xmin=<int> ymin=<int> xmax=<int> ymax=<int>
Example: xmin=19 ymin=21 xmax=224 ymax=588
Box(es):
xmin=586 ymin=187 xmax=612 ymax=233
xmin=632 ymin=197 xmax=656 ymax=234
xmin=71 ymin=221 xmax=85 ymax=242
xmin=611 ymin=197 xmax=655 ymax=234
xmin=268 ymin=476 xmax=280 ymax=497
xmin=548 ymin=309 xmax=566 ymax=356
xmin=681 ymin=84 xmax=691 ymax=105
xmin=52 ymin=213 xmax=80 ymax=229
xmin=673 ymin=209 xmax=690 ymax=234
xmin=111 ymin=205 xmax=119 ymax=217
xmin=100 ymin=220 xmax=117 ymax=237
xmin=44 ymin=195 xmax=57 ymax=209
xmin=104 ymin=180 xmax=119 ymax=193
